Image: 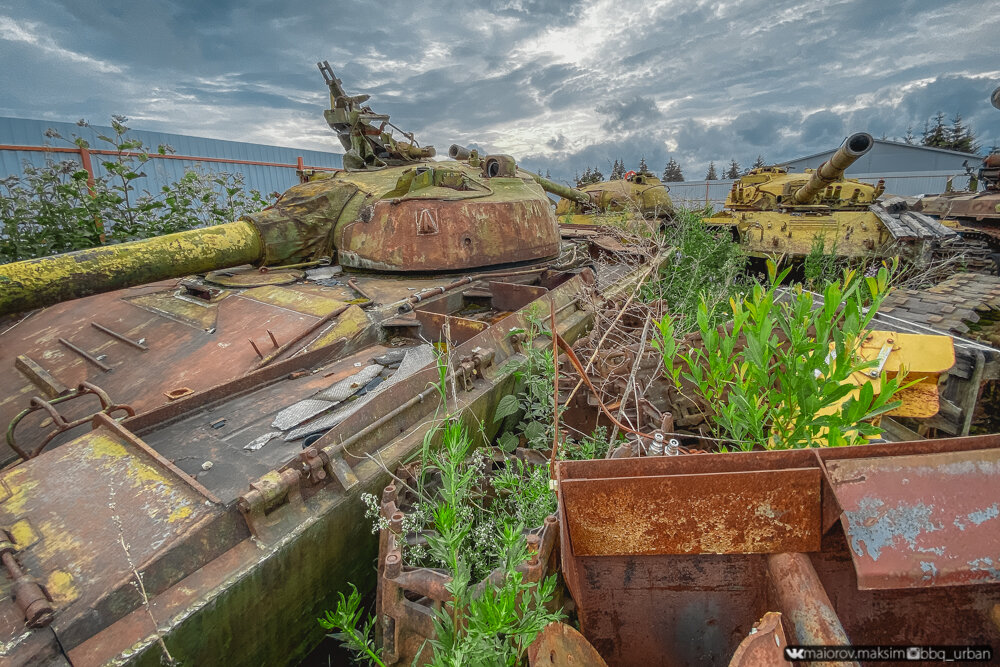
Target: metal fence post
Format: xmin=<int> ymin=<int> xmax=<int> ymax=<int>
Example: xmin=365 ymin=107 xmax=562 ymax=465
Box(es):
xmin=77 ymin=145 xmax=105 ymax=244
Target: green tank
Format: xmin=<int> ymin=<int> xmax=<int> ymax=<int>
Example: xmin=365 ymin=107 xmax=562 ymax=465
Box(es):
xmin=0 ymin=64 xmax=563 ymax=316
xmin=549 ymin=169 xmax=674 ymax=223
xmin=0 ymin=62 xmax=601 ymax=666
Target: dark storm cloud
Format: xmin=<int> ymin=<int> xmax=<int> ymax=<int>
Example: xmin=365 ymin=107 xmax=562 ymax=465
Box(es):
xmin=1 ymin=0 xmax=997 ymax=182
xmin=597 ymin=96 xmax=663 ymax=133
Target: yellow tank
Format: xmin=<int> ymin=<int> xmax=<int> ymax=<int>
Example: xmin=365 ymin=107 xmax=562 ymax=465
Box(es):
xmin=705 ymin=134 xmax=887 ymax=258
xmin=705 ymin=133 xmax=961 ymax=261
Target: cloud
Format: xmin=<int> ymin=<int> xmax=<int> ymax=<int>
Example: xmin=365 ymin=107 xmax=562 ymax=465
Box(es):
xmin=0 ymin=15 xmax=122 ymax=73
xmin=0 ymin=0 xmax=997 ymax=185
xmin=596 ymin=95 xmax=663 ymax=132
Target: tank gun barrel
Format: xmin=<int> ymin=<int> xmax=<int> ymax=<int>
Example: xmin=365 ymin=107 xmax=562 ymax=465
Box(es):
xmin=448 ymin=144 xmax=472 ymax=160
xmin=792 ymin=132 xmax=874 ymax=204
xmin=526 ymin=172 xmax=593 ymax=206
xmin=0 ymin=221 xmax=265 ymax=316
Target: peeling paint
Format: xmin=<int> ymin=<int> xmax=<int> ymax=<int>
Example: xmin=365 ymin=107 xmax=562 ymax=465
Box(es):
xmin=46 ymin=569 xmax=79 ymax=604
xmin=966 ymin=504 xmax=999 ymax=526
xmin=845 ymin=496 xmax=941 ymax=561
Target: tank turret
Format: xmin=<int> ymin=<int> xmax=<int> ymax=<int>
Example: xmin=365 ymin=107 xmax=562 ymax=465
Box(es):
xmin=721 ymin=133 xmax=882 ymax=213
xmin=0 ymin=66 xmax=564 ymax=316
xmin=448 ymin=144 xmax=595 ymax=207
xmin=909 ymin=85 xmax=1000 ymax=273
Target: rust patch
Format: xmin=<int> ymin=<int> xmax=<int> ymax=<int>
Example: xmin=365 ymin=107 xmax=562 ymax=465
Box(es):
xmin=560 ymin=468 xmax=822 ymax=556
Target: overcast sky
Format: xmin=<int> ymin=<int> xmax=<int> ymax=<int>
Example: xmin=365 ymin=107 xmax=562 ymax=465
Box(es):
xmin=2 ymin=0 xmax=998 ymax=184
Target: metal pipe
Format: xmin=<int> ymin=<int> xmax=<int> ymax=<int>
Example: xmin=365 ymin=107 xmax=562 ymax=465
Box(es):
xmin=252 ymin=304 xmax=351 ymax=369
xmin=91 ymin=322 xmax=148 ymax=351
xmin=793 ymin=133 xmax=874 ymax=204
xmin=0 ymin=221 xmax=264 ymax=316
xmin=59 ymin=337 xmax=112 ymax=372
xmin=767 ymin=552 xmax=855 ymax=656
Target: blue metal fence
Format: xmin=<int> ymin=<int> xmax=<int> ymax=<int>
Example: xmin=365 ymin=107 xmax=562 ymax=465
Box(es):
xmin=0 ymin=116 xmax=343 ymax=197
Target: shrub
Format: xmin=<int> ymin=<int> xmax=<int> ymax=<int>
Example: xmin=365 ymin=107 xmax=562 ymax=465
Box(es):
xmin=0 ymin=116 xmax=268 ymax=263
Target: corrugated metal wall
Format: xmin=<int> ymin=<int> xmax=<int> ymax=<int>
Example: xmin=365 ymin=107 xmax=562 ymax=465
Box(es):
xmin=780 ymin=140 xmax=977 ymax=175
xmin=0 ymin=116 xmax=343 ymax=196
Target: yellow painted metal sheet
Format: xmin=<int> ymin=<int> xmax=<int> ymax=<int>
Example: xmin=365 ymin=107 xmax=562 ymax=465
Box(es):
xmin=0 ymin=422 xmax=218 ymax=640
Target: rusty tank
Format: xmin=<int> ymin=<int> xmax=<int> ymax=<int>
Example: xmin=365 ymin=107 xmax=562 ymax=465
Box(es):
xmin=705 ymin=132 xmax=962 ymax=262
xmin=0 ymin=62 xmax=608 ymax=665
xmin=911 ymin=85 xmax=1000 ymax=273
xmin=548 ymin=168 xmax=674 ymax=222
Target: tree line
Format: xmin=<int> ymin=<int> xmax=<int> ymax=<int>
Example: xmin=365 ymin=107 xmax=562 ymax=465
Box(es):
xmin=570 ymin=110 xmax=987 ymax=188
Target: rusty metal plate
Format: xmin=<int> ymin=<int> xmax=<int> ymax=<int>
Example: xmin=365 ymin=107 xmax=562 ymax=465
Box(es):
xmin=414 ymin=310 xmax=489 ymax=345
xmin=560 ymin=468 xmax=822 ymax=556
xmin=729 ymin=612 xmax=788 ymax=667
xmin=489 ymin=281 xmax=548 ymax=312
xmin=528 ymin=622 xmax=608 ymax=666
xmin=0 ymin=282 xmax=363 ymax=467
xmin=827 ymin=447 xmax=1000 ymax=590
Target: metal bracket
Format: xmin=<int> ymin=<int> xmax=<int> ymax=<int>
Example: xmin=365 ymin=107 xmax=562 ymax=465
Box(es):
xmin=0 ymin=530 xmax=54 ymax=628
xmin=237 ymin=468 xmax=304 ymax=539
xmin=6 ymin=382 xmax=135 ymax=460
xmin=868 ymin=341 xmax=894 ymax=378
xmin=456 ymin=346 xmax=496 ymax=392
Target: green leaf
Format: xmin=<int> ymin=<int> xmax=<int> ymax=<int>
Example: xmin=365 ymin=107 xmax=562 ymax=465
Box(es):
xmin=497 ymin=431 xmax=518 ymax=453
xmin=522 ymin=421 xmax=547 ymax=443
xmin=493 ymin=394 xmax=520 ymax=422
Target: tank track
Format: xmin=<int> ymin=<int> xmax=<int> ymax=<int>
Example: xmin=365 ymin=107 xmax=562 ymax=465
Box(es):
xmin=932 ymin=232 xmax=1000 ymax=275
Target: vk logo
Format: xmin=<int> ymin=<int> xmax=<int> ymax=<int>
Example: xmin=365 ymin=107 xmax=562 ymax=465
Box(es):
xmin=784 ymin=647 xmax=807 ymax=660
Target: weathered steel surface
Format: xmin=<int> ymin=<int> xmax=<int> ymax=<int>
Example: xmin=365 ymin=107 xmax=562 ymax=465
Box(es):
xmin=528 ymin=622 xmax=608 ymax=667
xmin=0 ymin=282 xmax=367 ymax=467
xmin=338 ymin=185 xmax=561 ymax=272
xmin=560 ymin=468 xmax=822 ymax=556
xmin=728 ymin=612 xmax=788 ymax=667
xmin=0 ymin=415 xmax=226 ymax=654
xmin=0 ymin=270 xmax=597 ymax=665
xmin=558 ymin=434 xmax=1000 ymax=666
xmin=826 ymin=446 xmax=1000 ymax=589
xmin=809 ymin=529 xmax=1000 ymax=649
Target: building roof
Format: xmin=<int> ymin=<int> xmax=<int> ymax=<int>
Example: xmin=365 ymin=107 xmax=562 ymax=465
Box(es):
xmin=780 ymin=138 xmax=981 ymax=166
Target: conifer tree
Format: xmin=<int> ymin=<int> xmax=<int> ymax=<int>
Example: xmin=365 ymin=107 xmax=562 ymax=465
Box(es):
xmin=662 ymin=157 xmax=684 ymax=182
xmin=610 ymin=159 xmax=625 ymax=180
xmin=705 ymin=161 xmax=718 ymax=180
xmin=638 ymin=156 xmax=648 ymax=173
xmin=922 ymin=112 xmax=949 ymax=148
xmin=751 ymin=155 xmax=765 ymax=170
xmin=725 ymin=159 xmax=741 ymax=179
xmin=948 ymin=114 xmax=979 ymax=154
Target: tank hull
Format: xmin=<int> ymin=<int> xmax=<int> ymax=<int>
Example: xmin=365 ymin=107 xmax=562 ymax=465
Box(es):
xmin=706 ymin=209 xmax=893 ymax=259
xmin=0 ymin=268 xmax=598 ymax=665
